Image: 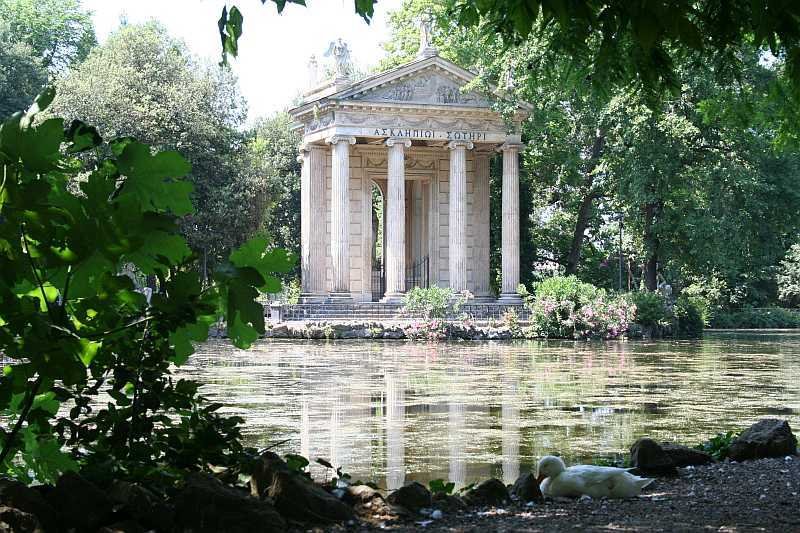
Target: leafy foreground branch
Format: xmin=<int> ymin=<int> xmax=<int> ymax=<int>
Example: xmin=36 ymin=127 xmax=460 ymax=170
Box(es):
xmin=0 ymin=89 xmax=293 ymax=491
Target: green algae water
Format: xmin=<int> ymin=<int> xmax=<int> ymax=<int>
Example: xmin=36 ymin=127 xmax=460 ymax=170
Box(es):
xmin=180 ymin=331 xmax=800 ymax=490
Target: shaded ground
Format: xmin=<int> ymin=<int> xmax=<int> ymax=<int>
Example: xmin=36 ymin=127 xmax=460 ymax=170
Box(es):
xmin=320 ymin=456 xmax=800 ymax=532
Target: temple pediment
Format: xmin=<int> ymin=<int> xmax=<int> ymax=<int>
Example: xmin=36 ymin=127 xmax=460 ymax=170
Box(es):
xmin=345 ymin=68 xmax=492 ymax=108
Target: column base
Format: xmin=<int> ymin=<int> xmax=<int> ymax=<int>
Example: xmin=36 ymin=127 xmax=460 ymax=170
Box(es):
xmin=299 ymin=292 xmax=326 ymax=304
xmin=497 ymin=293 xmax=523 ymax=304
xmin=381 ymin=292 xmax=405 ymax=304
xmin=327 ymin=292 xmax=352 ymax=302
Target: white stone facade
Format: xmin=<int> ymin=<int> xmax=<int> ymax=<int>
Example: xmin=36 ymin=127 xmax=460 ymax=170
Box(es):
xmin=290 ymin=53 xmax=531 ymax=303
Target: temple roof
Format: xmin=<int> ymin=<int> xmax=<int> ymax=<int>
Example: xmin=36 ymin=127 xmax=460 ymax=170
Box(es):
xmin=289 ymin=53 xmax=531 ymax=145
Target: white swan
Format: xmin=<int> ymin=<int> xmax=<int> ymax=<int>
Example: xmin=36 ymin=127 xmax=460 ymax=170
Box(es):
xmin=535 ymin=455 xmax=654 ymax=499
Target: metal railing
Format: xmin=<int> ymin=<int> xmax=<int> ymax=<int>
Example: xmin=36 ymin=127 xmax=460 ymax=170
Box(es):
xmin=405 ymin=255 xmax=429 ymax=290
xmin=371 ymin=262 xmax=385 ymax=302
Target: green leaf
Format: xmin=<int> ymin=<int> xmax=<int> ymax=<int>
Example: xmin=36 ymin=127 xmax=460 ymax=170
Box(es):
xmin=116 ymin=141 xmax=193 ymax=215
xmin=218 ymin=6 xmax=244 ymax=65
xmin=226 ymin=278 xmax=263 ymax=348
xmin=65 ymin=120 xmax=102 ymax=154
xmin=169 ymin=315 xmax=216 ymax=365
xmin=77 ymin=339 xmax=101 ymax=367
xmin=124 ymin=230 xmax=192 ymax=274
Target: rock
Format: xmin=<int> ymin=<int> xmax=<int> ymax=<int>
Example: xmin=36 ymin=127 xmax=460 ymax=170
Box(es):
xmin=386 ymin=482 xmax=431 ymax=511
xmin=98 ymin=520 xmax=147 ymax=533
xmin=486 ymin=327 xmax=512 ymax=340
xmin=270 ymin=324 xmax=289 ymax=338
xmin=108 ymin=480 xmax=173 ymax=531
xmin=383 ymin=327 xmax=405 ymax=339
xmin=511 ymin=473 xmax=543 ymax=503
xmin=0 ymin=479 xmax=57 ymax=532
xmin=631 ymin=438 xmax=714 ymax=474
xmin=47 ymin=471 xmax=113 ymax=531
xmin=173 ymin=472 xmax=285 ymax=533
xmin=661 ymin=442 xmax=713 ymax=467
xmin=729 ymin=419 xmax=798 ymax=461
xmin=431 ymin=493 xmax=467 ymax=512
xmin=0 ymin=506 xmax=41 ymax=533
xmin=462 ymin=478 xmax=509 ymax=506
xmin=249 ymin=452 xmax=354 ymax=523
xmin=344 ymin=484 xmax=383 ymax=505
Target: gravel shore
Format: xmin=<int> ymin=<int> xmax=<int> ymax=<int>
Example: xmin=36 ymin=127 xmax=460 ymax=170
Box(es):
xmin=323 ymin=456 xmax=800 ymax=532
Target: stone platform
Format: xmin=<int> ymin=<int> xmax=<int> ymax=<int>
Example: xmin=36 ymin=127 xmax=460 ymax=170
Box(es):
xmin=272 ymin=302 xmax=530 ymax=321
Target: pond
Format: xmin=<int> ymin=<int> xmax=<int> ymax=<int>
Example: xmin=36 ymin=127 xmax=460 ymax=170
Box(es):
xmin=181 ymin=331 xmax=800 ymax=490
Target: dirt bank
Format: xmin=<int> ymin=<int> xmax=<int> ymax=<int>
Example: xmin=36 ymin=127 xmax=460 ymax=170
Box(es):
xmin=322 ymin=456 xmax=800 ymax=532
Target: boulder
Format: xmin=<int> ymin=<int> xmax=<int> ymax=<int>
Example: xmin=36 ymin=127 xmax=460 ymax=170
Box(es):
xmin=661 ymin=442 xmax=713 ymax=467
xmin=511 ymin=473 xmax=543 ymax=503
xmin=462 ymin=478 xmax=509 ymax=506
xmin=729 ymin=419 xmax=798 ymax=461
xmin=0 ymin=506 xmax=41 ymax=533
xmin=47 ymin=471 xmax=113 ymax=531
xmin=344 ymin=484 xmax=383 ymax=505
xmin=386 ymin=482 xmax=431 ymax=511
xmin=270 ymin=324 xmax=289 ymax=338
xmin=383 ymin=327 xmax=405 ymax=339
xmin=108 ymin=480 xmax=173 ymax=531
xmin=431 ymin=493 xmax=467 ymax=512
xmin=98 ymin=520 xmax=147 ymax=533
xmin=0 ymin=479 xmax=57 ymax=532
xmin=173 ymin=472 xmax=285 ymax=533
xmin=631 ymin=438 xmax=713 ymax=474
xmin=249 ymin=452 xmax=353 ymax=523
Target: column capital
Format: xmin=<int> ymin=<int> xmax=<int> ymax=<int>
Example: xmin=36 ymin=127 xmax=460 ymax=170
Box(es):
xmin=385 ymin=137 xmax=412 ymax=148
xmin=497 ymin=141 xmax=525 ymax=153
xmin=325 ymin=134 xmax=357 ymax=146
xmin=447 ymin=140 xmax=474 ymax=150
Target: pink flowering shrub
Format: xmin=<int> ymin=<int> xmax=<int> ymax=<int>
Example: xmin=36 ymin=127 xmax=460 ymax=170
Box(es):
xmin=404 ymin=318 xmax=448 ymax=340
xmin=525 ymin=276 xmax=636 ymax=339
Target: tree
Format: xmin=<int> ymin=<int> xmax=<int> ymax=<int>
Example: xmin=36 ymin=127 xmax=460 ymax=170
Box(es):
xmin=0 ymin=90 xmax=293 ymax=486
xmin=0 ymin=21 xmax=47 ymax=119
xmin=249 ymin=113 xmax=302 ymax=277
xmin=0 ymin=0 xmax=95 ymax=72
xmin=52 ymin=22 xmax=267 ymax=273
xmin=448 ymin=0 xmax=800 ymax=99
xmin=777 ymin=245 xmax=800 ymax=307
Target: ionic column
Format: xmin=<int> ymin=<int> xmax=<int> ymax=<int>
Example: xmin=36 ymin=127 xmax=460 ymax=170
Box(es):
xmin=473 ymin=153 xmax=491 ymax=298
xmin=383 ymin=138 xmax=411 ymax=302
xmin=498 ymin=139 xmax=524 ymax=302
xmin=300 ymin=144 xmax=326 ymax=302
xmin=448 ymin=141 xmax=473 ymax=293
xmin=326 ymin=135 xmax=356 ymax=299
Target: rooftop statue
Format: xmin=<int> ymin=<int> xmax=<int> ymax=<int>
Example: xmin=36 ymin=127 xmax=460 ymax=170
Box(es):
xmin=324 ymin=38 xmax=352 ymax=80
xmin=418 ymin=12 xmax=438 ymax=58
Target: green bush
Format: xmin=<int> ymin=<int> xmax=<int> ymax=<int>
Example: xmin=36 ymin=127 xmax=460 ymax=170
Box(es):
xmin=711 ymin=307 xmax=800 ymax=328
xmin=628 ymin=291 xmax=668 ymax=327
xmin=696 ymin=431 xmax=737 ymax=460
xmin=674 ymin=295 xmax=707 ymax=338
xmin=403 ymin=286 xmax=470 ymax=318
xmin=524 ymin=276 xmax=635 ymax=339
xmin=533 ymin=275 xmax=602 ymax=306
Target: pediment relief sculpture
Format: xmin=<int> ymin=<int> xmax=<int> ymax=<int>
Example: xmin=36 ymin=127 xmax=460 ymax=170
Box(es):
xmin=349 ymin=72 xmax=491 ymax=107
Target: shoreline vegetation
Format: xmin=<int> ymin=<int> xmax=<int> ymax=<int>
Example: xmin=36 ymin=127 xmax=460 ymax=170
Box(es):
xmin=1 ymin=419 xmax=795 ymax=532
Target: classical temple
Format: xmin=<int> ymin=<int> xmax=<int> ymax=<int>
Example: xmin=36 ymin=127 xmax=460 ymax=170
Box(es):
xmin=288 ymin=32 xmax=530 ymax=305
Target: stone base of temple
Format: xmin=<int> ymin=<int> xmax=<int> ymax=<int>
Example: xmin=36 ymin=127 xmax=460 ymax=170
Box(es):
xmin=380 ymin=292 xmax=405 ymax=304
xmin=299 ymin=293 xmax=327 ymax=304
xmin=497 ymin=293 xmax=523 ymax=304
xmin=327 ymin=292 xmax=353 ymax=302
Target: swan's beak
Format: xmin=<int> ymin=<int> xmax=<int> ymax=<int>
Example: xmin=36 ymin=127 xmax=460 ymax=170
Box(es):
xmin=536 ymin=473 xmax=546 ymax=486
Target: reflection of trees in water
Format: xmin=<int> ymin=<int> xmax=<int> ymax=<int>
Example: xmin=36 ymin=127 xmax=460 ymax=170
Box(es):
xmin=186 ymin=335 xmax=800 ymax=485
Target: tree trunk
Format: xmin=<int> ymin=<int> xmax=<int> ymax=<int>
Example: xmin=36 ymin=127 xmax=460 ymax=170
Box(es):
xmin=564 ymin=129 xmax=605 ymax=275
xmin=643 ymin=201 xmax=660 ymax=291
xmin=565 ymin=191 xmax=596 ymax=275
